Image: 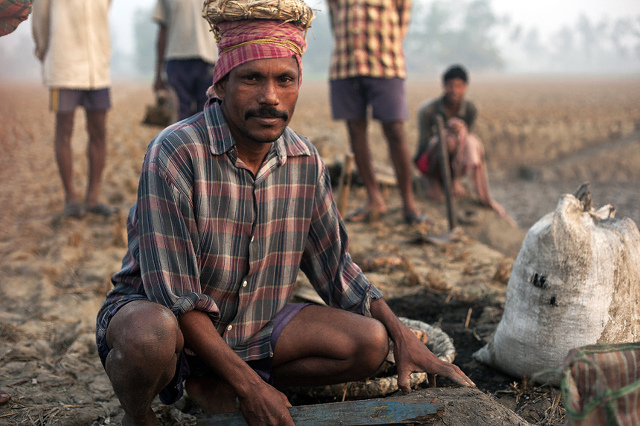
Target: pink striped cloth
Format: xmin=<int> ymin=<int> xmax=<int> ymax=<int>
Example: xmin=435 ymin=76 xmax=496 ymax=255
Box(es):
xmin=212 ymin=20 xmax=307 ymax=86
xmin=562 ymin=343 xmax=640 ymax=425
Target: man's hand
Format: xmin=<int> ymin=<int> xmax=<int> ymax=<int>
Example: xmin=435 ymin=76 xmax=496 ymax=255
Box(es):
xmin=237 ymin=382 xmax=294 ymax=426
xmin=180 ymin=310 xmax=294 ymax=424
xmin=392 ymin=323 xmax=475 ymax=392
xmin=370 ymin=299 xmax=475 ymax=392
xmin=153 ymin=78 xmax=167 ymax=93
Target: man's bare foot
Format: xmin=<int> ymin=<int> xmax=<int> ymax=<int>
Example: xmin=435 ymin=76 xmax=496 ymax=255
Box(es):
xmin=345 ymin=206 xmax=387 ymax=223
xmin=185 ymin=376 xmax=238 ymax=414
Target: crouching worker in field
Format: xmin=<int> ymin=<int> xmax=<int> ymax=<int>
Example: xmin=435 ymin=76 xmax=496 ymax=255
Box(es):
xmin=414 ymin=65 xmax=515 ymax=226
xmin=95 ymin=10 xmax=474 ymax=425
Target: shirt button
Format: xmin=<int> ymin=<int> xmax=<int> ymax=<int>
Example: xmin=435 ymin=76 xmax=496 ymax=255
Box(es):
xmin=227 ymin=325 xmax=232 ymax=331
xmin=242 ymin=281 xmax=248 ymax=287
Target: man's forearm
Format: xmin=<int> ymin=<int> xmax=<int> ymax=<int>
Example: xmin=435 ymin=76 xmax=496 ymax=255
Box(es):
xmin=178 ymin=310 xmax=264 ymax=398
xmin=370 ymin=298 xmax=406 ymax=343
xmin=154 ymin=24 xmax=167 ymax=86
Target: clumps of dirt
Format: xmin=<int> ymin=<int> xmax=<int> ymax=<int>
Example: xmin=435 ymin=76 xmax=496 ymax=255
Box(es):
xmin=387 ymin=289 xmax=566 ymax=425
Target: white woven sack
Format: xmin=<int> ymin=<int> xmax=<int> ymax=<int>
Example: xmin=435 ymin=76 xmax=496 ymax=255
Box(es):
xmin=474 ymin=183 xmax=640 ymax=385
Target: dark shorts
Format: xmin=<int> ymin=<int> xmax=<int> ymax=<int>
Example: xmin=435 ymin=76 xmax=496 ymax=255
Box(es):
xmin=50 ymin=88 xmax=111 ymax=113
xmin=330 ymin=77 xmax=407 ymax=122
xmin=96 ymin=300 xmax=310 ymax=405
xmin=165 ymin=58 xmax=215 ymax=120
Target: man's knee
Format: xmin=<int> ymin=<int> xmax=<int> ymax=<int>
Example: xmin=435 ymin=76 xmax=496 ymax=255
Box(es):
xmin=106 ymin=301 xmax=182 ymax=370
xmin=86 ymin=110 xmax=107 ymax=141
xmin=352 ymin=317 xmax=389 ymax=376
xmin=55 ymin=113 xmax=75 ymax=139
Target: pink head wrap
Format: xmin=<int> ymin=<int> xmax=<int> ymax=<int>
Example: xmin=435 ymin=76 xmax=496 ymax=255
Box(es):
xmin=212 ymin=20 xmax=307 ymax=87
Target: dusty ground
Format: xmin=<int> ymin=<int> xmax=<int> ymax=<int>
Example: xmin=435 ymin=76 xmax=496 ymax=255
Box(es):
xmin=0 ymin=77 xmax=639 ymax=425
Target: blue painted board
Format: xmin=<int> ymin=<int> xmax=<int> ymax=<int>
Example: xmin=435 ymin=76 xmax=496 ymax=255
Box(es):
xmin=197 ymin=399 xmax=443 ymax=425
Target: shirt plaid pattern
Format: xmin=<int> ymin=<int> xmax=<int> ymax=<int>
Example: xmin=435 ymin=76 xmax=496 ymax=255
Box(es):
xmin=328 ymin=0 xmax=411 ymax=80
xmin=0 ymin=0 xmax=31 ymax=36
xmin=98 ymin=98 xmax=382 ymax=361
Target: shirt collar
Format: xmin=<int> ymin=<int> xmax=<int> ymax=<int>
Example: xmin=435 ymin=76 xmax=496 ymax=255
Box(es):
xmin=203 ymin=97 xmax=310 ymax=165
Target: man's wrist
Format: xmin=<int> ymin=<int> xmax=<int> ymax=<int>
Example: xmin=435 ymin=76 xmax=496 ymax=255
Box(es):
xmin=370 ymin=299 xmax=405 ymax=342
xmin=232 ymin=369 xmax=270 ymax=399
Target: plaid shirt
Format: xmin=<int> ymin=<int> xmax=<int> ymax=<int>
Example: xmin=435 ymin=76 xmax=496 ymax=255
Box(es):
xmin=0 ymin=0 xmax=32 ymax=36
xmin=328 ymin=0 xmax=411 ymax=80
xmin=100 ymin=98 xmax=382 ymax=361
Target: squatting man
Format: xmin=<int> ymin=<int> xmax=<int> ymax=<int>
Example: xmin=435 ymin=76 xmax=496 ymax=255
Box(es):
xmin=95 ymin=13 xmax=475 ymax=426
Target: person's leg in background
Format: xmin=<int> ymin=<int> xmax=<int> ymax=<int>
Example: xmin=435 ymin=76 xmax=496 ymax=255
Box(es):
xmin=52 ymin=88 xmax=84 ymax=218
xmin=195 ymin=60 xmax=215 ymax=113
xmin=166 ymin=59 xmax=195 ymax=121
xmin=84 ymin=88 xmax=113 ymax=216
xmin=331 ymin=78 xmax=388 ymax=221
xmin=370 ymin=77 xmax=426 ymax=224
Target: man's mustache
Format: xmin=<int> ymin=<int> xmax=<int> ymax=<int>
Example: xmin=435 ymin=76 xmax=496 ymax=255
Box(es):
xmin=245 ymin=107 xmax=288 ymax=121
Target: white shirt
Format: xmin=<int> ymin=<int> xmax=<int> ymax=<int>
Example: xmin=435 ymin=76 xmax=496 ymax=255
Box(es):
xmin=32 ymin=0 xmax=111 ymax=89
xmin=153 ymin=0 xmax=217 ymax=64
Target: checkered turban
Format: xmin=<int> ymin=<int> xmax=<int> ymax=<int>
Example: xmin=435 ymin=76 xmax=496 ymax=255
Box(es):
xmin=212 ymin=20 xmax=307 ymax=87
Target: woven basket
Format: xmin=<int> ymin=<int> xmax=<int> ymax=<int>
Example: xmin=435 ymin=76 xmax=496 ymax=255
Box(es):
xmin=203 ymin=0 xmax=314 ymax=32
xmin=281 ymin=317 xmax=456 ymax=400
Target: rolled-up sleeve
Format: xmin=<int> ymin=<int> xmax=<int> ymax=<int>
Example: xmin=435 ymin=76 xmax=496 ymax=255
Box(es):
xmin=137 ymin=150 xmax=220 ymax=321
xmin=300 ymin=165 xmax=382 ymax=316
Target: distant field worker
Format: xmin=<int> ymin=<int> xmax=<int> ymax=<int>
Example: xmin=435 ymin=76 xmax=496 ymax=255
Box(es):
xmin=327 ymin=0 xmax=427 ymax=225
xmin=153 ymin=0 xmax=218 ymax=120
xmin=0 ymin=0 xmax=31 ymax=36
xmin=0 ymin=0 xmax=32 ymax=405
xmin=31 ymin=0 xmax=114 ymax=219
xmin=414 ymin=65 xmax=515 ymax=225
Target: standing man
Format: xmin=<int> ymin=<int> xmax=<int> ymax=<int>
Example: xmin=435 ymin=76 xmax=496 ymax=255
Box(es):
xmin=97 ymin=10 xmax=474 ymax=425
xmin=31 ymin=0 xmax=113 ymax=219
xmin=153 ymin=0 xmax=218 ymax=121
xmin=414 ymin=65 xmax=515 ymax=225
xmin=327 ymin=0 xmax=425 ymax=224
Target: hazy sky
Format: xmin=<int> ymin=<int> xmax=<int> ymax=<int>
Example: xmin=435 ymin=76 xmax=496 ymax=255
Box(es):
xmin=109 ymin=0 xmax=640 ymax=53
xmin=491 ymin=0 xmax=640 ymax=35
xmin=2 ymin=0 xmax=639 ymax=77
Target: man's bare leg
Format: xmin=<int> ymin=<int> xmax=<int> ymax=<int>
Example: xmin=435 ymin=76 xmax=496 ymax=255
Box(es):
xmin=105 ymin=301 xmax=183 ymax=426
xmin=184 ymin=305 xmax=389 ymax=414
xmin=272 ymin=305 xmax=389 ymax=386
xmin=54 ymin=112 xmax=78 ymax=207
xmin=85 ymin=110 xmax=108 ymax=209
xmin=381 ymin=121 xmax=421 ymax=220
xmin=346 ymin=118 xmax=387 ymax=219
xmin=184 ymin=375 xmax=238 ymax=414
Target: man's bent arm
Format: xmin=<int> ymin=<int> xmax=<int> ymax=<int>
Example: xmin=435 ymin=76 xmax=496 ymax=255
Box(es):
xmin=370 ymin=298 xmax=475 ymax=391
xmin=31 ymin=0 xmax=50 ymax=61
xmin=179 ymin=310 xmax=294 ymax=425
xmin=154 ymin=23 xmax=167 ymax=92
